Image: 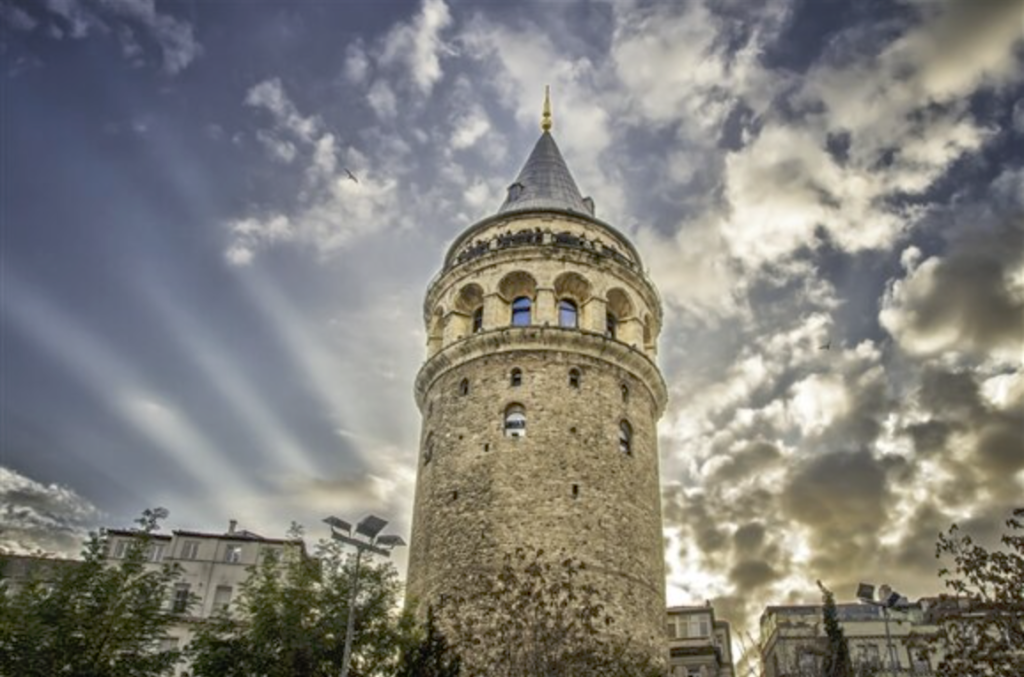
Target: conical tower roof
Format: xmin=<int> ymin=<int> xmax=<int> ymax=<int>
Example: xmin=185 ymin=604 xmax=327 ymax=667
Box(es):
xmin=497 ymin=130 xmax=592 ymax=215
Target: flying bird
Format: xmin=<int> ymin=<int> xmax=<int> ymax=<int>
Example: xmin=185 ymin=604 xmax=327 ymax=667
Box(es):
xmin=344 ymin=168 xmax=359 ymax=183
xmin=819 ymin=340 xmax=831 ymax=351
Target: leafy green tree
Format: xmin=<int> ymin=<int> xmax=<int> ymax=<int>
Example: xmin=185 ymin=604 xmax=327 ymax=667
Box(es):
xmin=929 ymin=508 xmax=1024 ymax=677
xmin=0 ymin=508 xmax=189 ymax=677
xmin=816 ymin=580 xmax=853 ymax=677
xmin=435 ymin=548 xmax=664 ymax=677
xmin=188 ymin=530 xmax=412 ymax=677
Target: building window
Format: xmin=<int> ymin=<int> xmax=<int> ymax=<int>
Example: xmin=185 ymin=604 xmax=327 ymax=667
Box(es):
xmin=459 ymin=378 xmax=469 ymax=396
xmin=472 ymin=307 xmax=483 ymax=333
xmin=224 ymin=545 xmax=242 ymax=564
xmin=507 ymin=182 xmax=524 ymax=202
xmin=112 ymin=540 xmax=130 ymax=559
xmin=511 ymin=296 xmax=532 ymax=326
xmin=510 ymin=368 xmax=522 ymax=387
xmin=172 ymin=583 xmax=190 ymax=613
xmin=213 ymin=585 xmax=233 ymax=613
xmin=559 ymin=299 xmax=578 ymax=328
xmin=505 ymin=404 xmax=526 ymax=437
xmin=424 ymin=433 xmax=433 ymax=466
xmin=146 ymin=544 xmax=165 ymax=562
xmin=619 ymin=420 xmax=632 ymax=455
xmin=859 ymin=644 xmax=881 ymax=666
xmin=158 ymin=637 xmax=179 ymax=652
xmin=621 ymin=384 xmax=629 ymax=402
xmin=568 ymin=368 xmax=580 ymax=388
xmin=180 ymin=540 xmax=200 ymax=560
xmin=606 ymin=311 xmax=618 ymax=338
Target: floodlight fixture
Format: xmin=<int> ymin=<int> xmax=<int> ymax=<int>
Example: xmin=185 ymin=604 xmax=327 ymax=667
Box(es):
xmin=323 ymin=516 xmax=352 ymax=533
xmin=376 ymin=534 xmax=407 ymax=548
xmin=856 ymin=582 xmax=875 ymax=601
xmin=324 ymin=511 xmax=402 ymax=677
xmin=356 ymin=514 xmax=389 ymax=540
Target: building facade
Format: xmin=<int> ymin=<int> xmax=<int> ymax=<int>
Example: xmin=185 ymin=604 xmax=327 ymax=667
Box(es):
xmin=406 ymin=93 xmax=669 ymax=657
xmin=103 ymin=521 xmax=304 ymax=676
xmin=667 ymin=605 xmax=736 ymax=677
xmin=759 ymin=601 xmax=942 ymax=676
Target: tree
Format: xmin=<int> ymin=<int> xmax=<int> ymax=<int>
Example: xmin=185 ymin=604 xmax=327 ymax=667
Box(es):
xmin=395 ymin=607 xmax=461 ymax=677
xmin=188 ymin=530 xmax=413 ymax=677
xmin=434 ymin=548 xmax=663 ymax=677
xmin=929 ymin=508 xmax=1024 ymax=677
xmin=816 ymin=580 xmax=853 ymax=677
xmin=0 ymin=508 xmax=190 ymax=677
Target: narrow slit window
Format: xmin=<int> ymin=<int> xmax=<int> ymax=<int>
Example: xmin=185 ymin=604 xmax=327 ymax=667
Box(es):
xmin=568 ymin=368 xmax=581 ymax=389
xmin=472 ymin=307 xmax=484 ymax=333
xmin=559 ymin=299 xmax=578 ymax=328
xmin=621 ymin=384 xmax=629 ymax=402
xmin=424 ymin=433 xmax=434 ymax=465
xmin=572 ymin=484 xmax=579 ymax=499
xmin=511 ymin=296 xmax=532 ymax=326
xmin=619 ymin=420 xmax=633 ymax=455
xmin=459 ymin=378 xmax=470 ymax=396
xmin=510 ymin=368 xmax=522 ymax=387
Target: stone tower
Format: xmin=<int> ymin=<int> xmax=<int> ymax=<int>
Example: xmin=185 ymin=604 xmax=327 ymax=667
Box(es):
xmin=407 ymin=91 xmax=667 ymax=655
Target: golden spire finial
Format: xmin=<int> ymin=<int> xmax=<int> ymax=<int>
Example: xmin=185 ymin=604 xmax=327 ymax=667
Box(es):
xmin=541 ymin=85 xmax=552 ymax=132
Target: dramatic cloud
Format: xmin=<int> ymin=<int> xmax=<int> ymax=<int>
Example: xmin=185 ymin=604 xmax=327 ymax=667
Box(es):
xmin=0 ymin=466 xmax=102 ymax=556
xmin=881 ymin=169 xmax=1024 ymax=362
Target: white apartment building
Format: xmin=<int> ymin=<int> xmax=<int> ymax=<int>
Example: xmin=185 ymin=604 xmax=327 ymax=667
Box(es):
xmin=759 ymin=600 xmax=941 ymax=676
xmin=104 ymin=520 xmax=305 ymax=676
xmin=667 ymin=604 xmax=736 ymax=677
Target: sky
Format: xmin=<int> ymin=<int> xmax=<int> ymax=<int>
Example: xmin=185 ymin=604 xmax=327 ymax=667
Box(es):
xmin=2 ymin=0 xmax=1023 ymax=666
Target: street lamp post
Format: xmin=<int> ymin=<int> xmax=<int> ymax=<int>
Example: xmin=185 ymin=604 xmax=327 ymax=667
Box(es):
xmin=324 ymin=514 xmax=406 ymax=677
xmin=856 ymin=582 xmax=905 ymax=676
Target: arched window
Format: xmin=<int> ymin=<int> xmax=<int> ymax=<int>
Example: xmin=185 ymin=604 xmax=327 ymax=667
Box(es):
xmin=511 ymin=296 xmax=532 ymax=326
xmin=606 ymin=311 xmax=618 ymax=338
xmin=510 ymin=368 xmax=522 ymax=387
xmin=568 ymin=368 xmax=581 ymax=389
xmin=619 ymin=420 xmax=632 ymax=455
xmin=559 ymin=299 xmax=578 ymax=328
xmin=621 ymin=384 xmax=630 ymax=403
xmin=472 ymin=307 xmax=483 ymax=333
xmin=459 ymin=378 xmax=470 ymax=396
xmin=505 ymin=404 xmax=526 ymax=437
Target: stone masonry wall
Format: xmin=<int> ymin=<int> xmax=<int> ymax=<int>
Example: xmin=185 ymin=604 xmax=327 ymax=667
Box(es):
xmin=408 ymin=209 xmax=668 ymax=662
xmin=407 ymin=345 xmax=667 ymax=655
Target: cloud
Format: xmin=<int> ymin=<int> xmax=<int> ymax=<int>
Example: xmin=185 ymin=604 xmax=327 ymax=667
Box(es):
xmin=367 ymin=79 xmax=399 ymax=121
xmin=881 ymin=239 xmax=1024 ymax=361
xmin=343 ymin=40 xmax=370 ymax=85
xmin=377 ymin=0 xmax=453 ymax=95
xmin=246 ymin=78 xmax=322 ymax=143
xmin=0 ymin=466 xmax=102 ymax=556
xmin=27 ymin=0 xmax=201 ymax=73
xmin=1 ymin=3 xmax=38 ymax=31
xmin=881 ymin=170 xmax=1024 ymax=361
